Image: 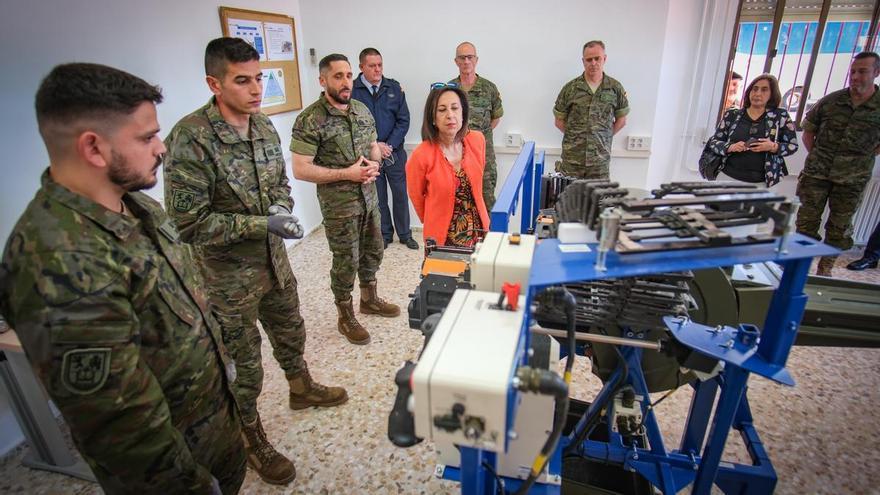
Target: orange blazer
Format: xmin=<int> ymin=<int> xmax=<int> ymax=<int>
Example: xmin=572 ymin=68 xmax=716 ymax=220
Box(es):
xmin=406 ymin=131 xmax=491 ymax=246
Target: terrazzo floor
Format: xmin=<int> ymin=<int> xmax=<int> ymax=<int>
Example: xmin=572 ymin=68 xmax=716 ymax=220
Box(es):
xmin=1 ymin=226 xmax=878 ymax=494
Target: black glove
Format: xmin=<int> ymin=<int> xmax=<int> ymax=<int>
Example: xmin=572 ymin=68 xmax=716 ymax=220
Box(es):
xmin=267 ymin=214 xmax=303 ymax=239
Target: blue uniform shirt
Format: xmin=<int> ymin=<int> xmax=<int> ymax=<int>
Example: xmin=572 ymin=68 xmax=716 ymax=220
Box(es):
xmin=352 ymin=73 xmax=410 ymax=150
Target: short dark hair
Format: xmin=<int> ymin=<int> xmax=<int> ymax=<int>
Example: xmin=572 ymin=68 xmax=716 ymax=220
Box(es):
xmin=731 ymin=71 xmax=743 ymax=81
xmin=583 ymin=40 xmax=606 ymax=52
xmin=205 ymin=37 xmax=259 ymax=78
xmin=359 ymin=48 xmax=381 ymax=64
xmin=35 ymin=63 xmax=162 ymax=156
xmin=421 ymin=87 xmax=469 ymax=143
xmin=319 ymin=53 xmax=350 ymax=75
xmin=854 ymin=51 xmax=880 ymax=70
xmin=743 ymin=74 xmax=782 ymax=109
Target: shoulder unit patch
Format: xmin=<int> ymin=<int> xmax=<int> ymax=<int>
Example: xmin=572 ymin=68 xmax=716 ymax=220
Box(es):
xmin=172 ymin=189 xmax=195 ymax=212
xmin=61 ymin=348 xmax=111 ymax=395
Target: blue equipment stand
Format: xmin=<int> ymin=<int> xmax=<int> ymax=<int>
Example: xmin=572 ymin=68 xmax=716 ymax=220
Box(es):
xmin=446 ymin=142 xmax=838 ymax=494
xmin=524 ymin=236 xmax=836 ymax=495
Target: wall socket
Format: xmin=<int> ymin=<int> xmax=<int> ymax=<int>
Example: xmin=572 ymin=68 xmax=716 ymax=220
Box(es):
xmin=505 ymin=132 xmax=523 ymax=147
xmin=626 ymin=135 xmax=652 ymax=151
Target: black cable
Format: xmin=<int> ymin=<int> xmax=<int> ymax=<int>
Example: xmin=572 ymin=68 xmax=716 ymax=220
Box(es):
xmin=634 ymin=372 xmax=681 ymax=434
xmin=481 ymin=461 xmax=506 ymax=495
xmin=513 ymin=287 xmax=576 ymax=495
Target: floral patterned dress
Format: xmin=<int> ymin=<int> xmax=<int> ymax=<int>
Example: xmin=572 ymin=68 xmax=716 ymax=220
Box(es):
xmin=445 ymin=167 xmax=483 ymax=247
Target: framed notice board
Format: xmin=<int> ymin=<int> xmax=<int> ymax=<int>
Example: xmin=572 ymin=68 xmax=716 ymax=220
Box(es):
xmin=219 ymin=6 xmax=303 ymax=114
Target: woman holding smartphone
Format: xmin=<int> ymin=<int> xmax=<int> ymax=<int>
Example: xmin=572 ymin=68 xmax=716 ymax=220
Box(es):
xmin=707 ymin=74 xmax=798 ymax=186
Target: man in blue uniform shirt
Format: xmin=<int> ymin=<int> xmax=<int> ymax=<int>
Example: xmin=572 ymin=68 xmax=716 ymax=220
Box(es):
xmin=351 ymin=47 xmax=416 ymax=249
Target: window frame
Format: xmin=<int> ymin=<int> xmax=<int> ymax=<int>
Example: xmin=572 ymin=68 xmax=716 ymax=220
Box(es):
xmin=720 ymin=0 xmax=880 ymax=128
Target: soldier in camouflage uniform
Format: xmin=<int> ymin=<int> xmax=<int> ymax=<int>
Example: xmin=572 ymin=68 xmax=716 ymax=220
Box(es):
xmin=554 ymin=40 xmax=630 ymax=180
xmin=164 ymin=38 xmax=346 ymax=486
xmin=291 ymin=54 xmax=400 ymax=345
xmin=451 ymin=41 xmax=504 ymax=210
xmin=0 ymin=63 xmax=245 ymax=494
xmin=796 ymin=52 xmax=880 ymax=276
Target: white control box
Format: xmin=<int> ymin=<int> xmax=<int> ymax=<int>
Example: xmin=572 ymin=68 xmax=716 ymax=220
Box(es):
xmin=412 ymin=289 xmax=526 ymax=453
xmin=431 ymin=331 xmax=559 ymax=483
xmin=470 ymin=232 xmax=536 ymax=292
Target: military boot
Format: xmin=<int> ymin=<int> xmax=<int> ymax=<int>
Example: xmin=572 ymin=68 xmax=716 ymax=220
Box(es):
xmin=288 ymin=366 xmax=349 ymax=410
xmin=241 ymin=414 xmax=296 ymax=485
xmin=336 ymin=298 xmax=371 ymax=345
xmin=359 ymin=281 xmax=400 ymax=317
xmin=817 ymin=256 xmax=836 ymax=276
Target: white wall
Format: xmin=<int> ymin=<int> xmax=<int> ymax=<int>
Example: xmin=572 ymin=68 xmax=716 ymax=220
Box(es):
xmin=299 ymin=0 xmax=670 ymax=192
xmin=0 ymin=0 xmax=323 ymax=243
xmin=0 ymin=0 xmax=312 ymax=457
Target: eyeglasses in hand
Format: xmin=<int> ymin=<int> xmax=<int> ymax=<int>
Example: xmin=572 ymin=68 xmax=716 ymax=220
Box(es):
xmin=381 ymin=152 xmax=395 ymax=169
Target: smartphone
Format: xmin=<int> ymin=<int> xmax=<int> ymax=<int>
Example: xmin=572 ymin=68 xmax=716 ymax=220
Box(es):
xmin=746 ymin=137 xmax=761 ymax=148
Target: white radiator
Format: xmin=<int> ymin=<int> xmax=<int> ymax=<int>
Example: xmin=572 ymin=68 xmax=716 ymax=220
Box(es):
xmin=853 ymin=178 xmax=880 ymax=246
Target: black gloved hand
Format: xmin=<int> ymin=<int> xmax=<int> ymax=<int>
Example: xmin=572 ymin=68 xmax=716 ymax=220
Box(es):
xmin=267 ymin=214 xmax=303 ymax=239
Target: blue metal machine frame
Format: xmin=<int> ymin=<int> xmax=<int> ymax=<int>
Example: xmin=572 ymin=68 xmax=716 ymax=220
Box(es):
xmin=442 ymin=143 xmax=837 ymax=494
xmin=489 ymin=142 xmax=545 ymax=234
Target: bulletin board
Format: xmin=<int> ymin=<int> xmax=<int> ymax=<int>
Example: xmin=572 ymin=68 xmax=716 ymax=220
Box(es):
xmin=219 ymin=6 xmax=303 ymax=114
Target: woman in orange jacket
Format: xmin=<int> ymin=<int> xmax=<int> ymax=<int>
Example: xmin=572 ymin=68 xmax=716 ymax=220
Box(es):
xmin=406 ymin=83 xmax=490 ymax=247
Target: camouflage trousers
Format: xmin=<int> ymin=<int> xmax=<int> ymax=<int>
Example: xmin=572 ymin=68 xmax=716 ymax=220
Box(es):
xmin=207 ymin=266 xmax=307 ymax=424
xmin=191 ymin=400 xmax=247 ymax=495
xmin=90 ymin=395 xmax=246 ymax=494
xmin=324 ymin=207 xmax=384 ymax=302
xmin=795 ymin=174 xmax=869 ymax=250
xmin=555 ymin=159 xmax=610 ymax=181
xmin=483 ymin=159 xmax=497 ymax=211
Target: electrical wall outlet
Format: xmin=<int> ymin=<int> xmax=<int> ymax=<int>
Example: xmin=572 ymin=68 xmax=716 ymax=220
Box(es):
xmin=626 ymin=135 xmax=652 ymax=151
xmin=505 ymin=132 xmax=523 ymax=147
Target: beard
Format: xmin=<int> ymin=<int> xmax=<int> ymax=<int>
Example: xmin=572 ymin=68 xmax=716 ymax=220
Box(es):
xmin=326 ymin=85 xmax=351 ymax=105
xmin=108 ymin=151 xmax=160 ymax=192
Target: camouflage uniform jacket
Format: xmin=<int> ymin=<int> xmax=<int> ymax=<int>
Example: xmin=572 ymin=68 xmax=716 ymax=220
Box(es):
xmin=802 ymin=85 xmax=880 ymax=185
xmin=554 ymin=73 xmax=630 ymax=169
xmin=0 ymin=170 xmax=240 ymax=493
xmin=450 ymin=74 xmax=503 ymax=165
xmin=164 ymin=98 xmax=293 ymax=288
xmin=290 ymin=95 xmax=378 ymax=219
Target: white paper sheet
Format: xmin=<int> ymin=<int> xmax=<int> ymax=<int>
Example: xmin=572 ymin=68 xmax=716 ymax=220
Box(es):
xmin=261 ymin=68 xmax=286 ymax=107
xmin=227 ymin=18 xmax=267 ymax=61
xmin=265 ymin=22 xmax=295 ymax=62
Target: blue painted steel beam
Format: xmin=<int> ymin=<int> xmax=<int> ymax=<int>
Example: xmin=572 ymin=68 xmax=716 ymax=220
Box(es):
xmin=490 ymin=142 xmax=536 ymax=233
xmin=679 ymin=379 xmax=719 ymax=456
xmin=529 ymin=235 xmax=838 ymax=289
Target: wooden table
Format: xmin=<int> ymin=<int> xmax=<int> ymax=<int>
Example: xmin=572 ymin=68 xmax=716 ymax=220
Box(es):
xmin=0 ymin=329 xmax=95 ymax=481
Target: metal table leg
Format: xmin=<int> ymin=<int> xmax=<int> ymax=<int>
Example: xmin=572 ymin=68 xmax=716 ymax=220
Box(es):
xmin=0 ymin=350 xmax=95 ymax=482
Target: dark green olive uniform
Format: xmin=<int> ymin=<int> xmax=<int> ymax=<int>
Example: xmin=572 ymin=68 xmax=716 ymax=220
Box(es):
xmin=796 ymin=86 xmax=880 ymax=250
xmin=290 ymin=95 xmax=384 ymax=303
xmin=554 ymin=73 xmax=629 ymax=180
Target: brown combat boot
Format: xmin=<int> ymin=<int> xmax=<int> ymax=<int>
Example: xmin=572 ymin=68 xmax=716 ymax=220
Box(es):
xmin=817 ymin=256 xmax=836 ymax=276
xmin=359 ymin=281 xmax=400 ymax=317
xmin=336 ymin=298 xmax=371 ymax=345
xmin=241 ymin=414 xmax=296 ymax=485
xmin=288 ymin=366 xmax=349 ymax=410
